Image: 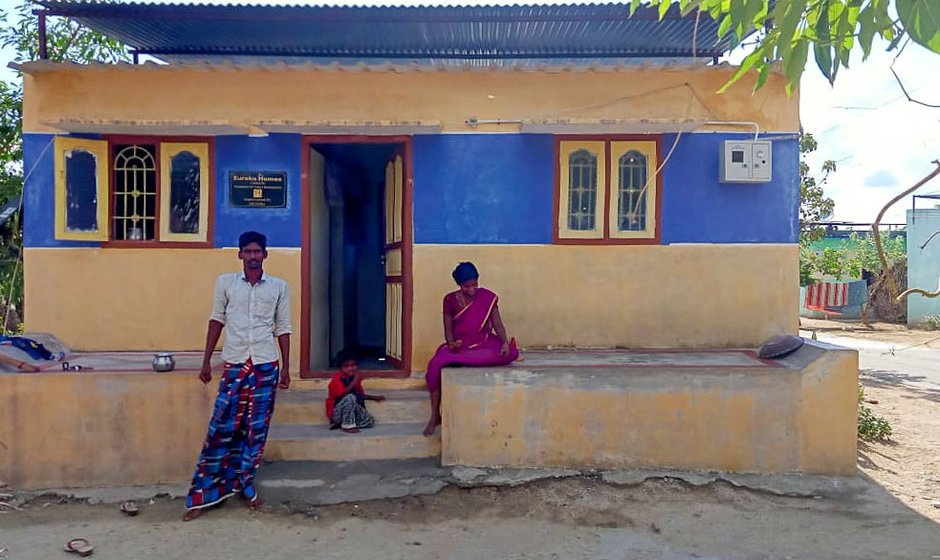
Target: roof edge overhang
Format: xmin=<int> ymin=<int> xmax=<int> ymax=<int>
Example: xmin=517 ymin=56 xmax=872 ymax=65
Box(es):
xmin=11 ymin=59 xmax=734 ymax=75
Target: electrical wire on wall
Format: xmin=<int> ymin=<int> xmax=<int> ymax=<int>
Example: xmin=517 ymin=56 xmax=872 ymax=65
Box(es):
xmin=2 ymin=136 xmax=55 ymax=334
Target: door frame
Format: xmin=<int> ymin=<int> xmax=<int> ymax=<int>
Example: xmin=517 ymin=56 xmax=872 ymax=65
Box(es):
xmin=299 ymin=135 xmax=414 ymax=377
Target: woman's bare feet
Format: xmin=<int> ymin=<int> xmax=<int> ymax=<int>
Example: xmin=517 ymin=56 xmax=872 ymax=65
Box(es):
xmin=342 ymin=427 xmax=360 ymax=434
xmin=181 ymin=508 xmax=204 ymax=522
xmin=422 ymin=414 xmax=442 ymax=436
xmin=247 ymin=497 xmax=264 ymax=512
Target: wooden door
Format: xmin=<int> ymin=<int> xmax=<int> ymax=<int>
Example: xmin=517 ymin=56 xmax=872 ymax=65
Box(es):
xmin=308 ymin=148 xmax=330 ymax=371
xmin=384 ymin=152 xmax=404 ymax=367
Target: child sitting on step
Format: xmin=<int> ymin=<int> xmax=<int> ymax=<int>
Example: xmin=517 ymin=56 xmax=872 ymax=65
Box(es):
xmin=325 ymin=349 xmax=386 ymax=433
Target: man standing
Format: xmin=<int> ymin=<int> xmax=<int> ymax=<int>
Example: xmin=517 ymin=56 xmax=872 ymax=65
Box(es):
xmin=183 ymin=231 xmax=292 ymax=521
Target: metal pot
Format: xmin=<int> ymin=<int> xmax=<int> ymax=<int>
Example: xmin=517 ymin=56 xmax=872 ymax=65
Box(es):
xmin=152 ymin=352 xmax=176 ymax=372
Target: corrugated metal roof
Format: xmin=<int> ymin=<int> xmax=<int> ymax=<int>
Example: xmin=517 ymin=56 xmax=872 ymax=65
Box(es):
xmin=33 ymin=1 xmax=737 ymax=64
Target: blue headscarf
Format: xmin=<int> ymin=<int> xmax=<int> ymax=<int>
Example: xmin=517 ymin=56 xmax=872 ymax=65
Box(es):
xmin=452 ymin=262 xmax=479 ymax=285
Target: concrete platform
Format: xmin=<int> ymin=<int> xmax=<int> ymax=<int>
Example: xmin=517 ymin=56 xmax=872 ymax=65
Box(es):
xmin=442 ymin=340 xmax=859 ymax=475
xmin=1 ymin=344 xmax=854 ymax=488
xmin=266 ymin=423 xmax=441 ymax=461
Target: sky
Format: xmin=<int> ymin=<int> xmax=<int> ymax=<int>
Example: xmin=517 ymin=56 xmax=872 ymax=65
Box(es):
xmin=1 ymin=0 xmax=938 ymax=225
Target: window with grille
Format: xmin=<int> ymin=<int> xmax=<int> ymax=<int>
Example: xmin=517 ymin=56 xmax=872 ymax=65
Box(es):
xmin=616 ymin=150 xmax=648 ymax=232
xmin=567 ymin=149 xmax=598 ymax=232
xmin=113 ymin=144 xmax=157 ymax=241
xmin=54 ymin=138 xmax=212 ymax=245
xmin=557 ymin=138 xmax=659 ymax=243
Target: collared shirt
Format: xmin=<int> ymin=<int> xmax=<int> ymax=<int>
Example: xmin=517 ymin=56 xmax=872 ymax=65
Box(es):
xmin=209 ymin=271 xmax=292 ymax=365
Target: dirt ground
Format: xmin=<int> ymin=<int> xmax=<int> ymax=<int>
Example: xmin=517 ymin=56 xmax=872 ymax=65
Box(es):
xmin=2 ymin=321 xmax=940 ymax=559
xmin=857 ymin=380 xmax=940 ymax=523
xmin=803 ymin=317 xmax=940 ymax=523
xmin=800 ymin=317 xmax=940 ymax=349
xmin=2 ymin=476 xmax=940 ymax=560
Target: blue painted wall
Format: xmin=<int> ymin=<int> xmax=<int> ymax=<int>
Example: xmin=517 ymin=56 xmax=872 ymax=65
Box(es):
xmin=906 ymin=208 xmax=940 ymax=325
xmin=214 ymin=134 xmax=302 ymax=248
xmin=413 ymin=134 xmax=555 ymax=244
xmin=661 ymin=133 xmax=799 ymax=244
xmin=25 ymin=131 xmax=797 ymax=249
xmin=412 ymin=132 xmax=798 ymax=245
xmin=24 ymin=134 xmax=76 ymax=248
xmin=23 ymin=133 xmax=303 ymax=248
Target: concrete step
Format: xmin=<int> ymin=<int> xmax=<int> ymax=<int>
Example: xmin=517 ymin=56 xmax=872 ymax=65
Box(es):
xmin=273 ymin=390 xmax=430 ymax=425
xmin=292 ymin=376 xmax=426 ymax=392
xmin=265 ymin=422 xmax=440 ymax=461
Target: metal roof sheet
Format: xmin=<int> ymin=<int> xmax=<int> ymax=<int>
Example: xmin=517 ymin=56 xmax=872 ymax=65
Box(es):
xmin=33 ymin=1 xmax=737 ymax=63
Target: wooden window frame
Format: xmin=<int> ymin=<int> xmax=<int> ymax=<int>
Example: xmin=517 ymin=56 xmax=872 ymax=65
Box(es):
xmin=103 ymin=135 xmax=215 ymax=249
xmin=554 ymin=135 xmax=663 ymax=245
xmin=54 ymin=136 xmax=110 ymax=242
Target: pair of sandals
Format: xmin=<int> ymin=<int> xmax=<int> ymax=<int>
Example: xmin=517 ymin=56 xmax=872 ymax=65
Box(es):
xmin=63 ymin=502 xmax=139 ymax=557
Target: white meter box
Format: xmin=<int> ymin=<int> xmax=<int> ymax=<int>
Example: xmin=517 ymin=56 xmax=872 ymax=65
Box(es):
xmin=720 ymin=140 xmax=772 ymax=183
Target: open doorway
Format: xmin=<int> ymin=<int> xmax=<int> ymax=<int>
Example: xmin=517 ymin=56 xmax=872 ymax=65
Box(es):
xmin=305 ymin=140 xmax=408 ymax=373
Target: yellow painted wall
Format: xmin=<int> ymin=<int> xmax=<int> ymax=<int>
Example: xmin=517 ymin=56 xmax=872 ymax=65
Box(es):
xmin=412 ymin=244 xmax=798 ymax=369
xmin=23 ymin=248 xmax=302 ymax=368
xmin=21 ymin=64 xmax=799 ymax=134
xmin=0 ymin=372 xmax=213 ymax=488
xmin=441 ymin=342 xmax=858 ymax=475
xmin=27 ymin=244 xmax=796 ymax=372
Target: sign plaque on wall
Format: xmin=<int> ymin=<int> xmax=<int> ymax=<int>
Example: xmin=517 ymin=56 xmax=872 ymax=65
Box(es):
xmin=229 ymin=171 xmax=287 ymax=208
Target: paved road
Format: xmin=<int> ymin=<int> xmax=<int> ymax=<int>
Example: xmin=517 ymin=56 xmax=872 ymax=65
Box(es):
xmin=801 ymin=330 xmax=940 ymax=392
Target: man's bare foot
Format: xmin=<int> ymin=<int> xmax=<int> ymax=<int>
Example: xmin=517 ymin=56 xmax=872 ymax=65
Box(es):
xmin=342 ymin=427 xmax=360 ymax=434
xmin=422 ymin=415 xmax=441 ymax=436
xmin=182 ymin=508 xmax=204 ymax=522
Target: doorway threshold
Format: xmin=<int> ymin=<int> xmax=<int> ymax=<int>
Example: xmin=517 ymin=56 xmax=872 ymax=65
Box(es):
xmin=299 ymin=369 xmax=412 ymax=379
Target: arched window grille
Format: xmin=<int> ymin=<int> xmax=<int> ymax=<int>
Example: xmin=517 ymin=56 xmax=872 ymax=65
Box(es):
xmin=113 ymin=145 xmax=157 ymax=241
xmin=567 ymin=149 xmax=597 ymax=231
xmin=617 ymin=150 xmax=648 ymax=232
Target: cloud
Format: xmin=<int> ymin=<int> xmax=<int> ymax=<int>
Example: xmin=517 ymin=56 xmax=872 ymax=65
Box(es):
xmin=863 ymin=169 xmax=900 ymax=188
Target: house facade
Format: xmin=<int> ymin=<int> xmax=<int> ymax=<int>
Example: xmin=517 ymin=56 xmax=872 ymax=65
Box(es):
xmin=21 ymin=2 xmax=799 ymax=375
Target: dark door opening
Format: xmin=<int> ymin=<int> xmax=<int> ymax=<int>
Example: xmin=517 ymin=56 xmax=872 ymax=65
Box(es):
xmin=308 ymin=142 xmax=403 ymax=371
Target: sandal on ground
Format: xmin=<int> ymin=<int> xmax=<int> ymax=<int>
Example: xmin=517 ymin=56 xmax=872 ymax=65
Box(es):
xmin=120 ymin=501 xmax=139 ymax=516
xmin=64 ymin=538 xmax=94 ymax=557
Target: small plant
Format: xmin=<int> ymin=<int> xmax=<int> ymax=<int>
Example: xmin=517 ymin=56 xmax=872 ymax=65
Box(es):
xmin=858 ymin=385 xmax=892 ymax=442
xmin=919 ymin=314 xmax=940 ymax=332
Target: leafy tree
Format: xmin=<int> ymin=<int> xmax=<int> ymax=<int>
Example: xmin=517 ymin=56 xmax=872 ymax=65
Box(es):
xmin=799 ymin=133 xmax=836 ymax=243
xmin=636 ymin=0 xmax=940 ymax=92
xmin=0 ymin=2 xmax=128 ymax=329
xmin=798 ymin=132 xmax=836 ymax=286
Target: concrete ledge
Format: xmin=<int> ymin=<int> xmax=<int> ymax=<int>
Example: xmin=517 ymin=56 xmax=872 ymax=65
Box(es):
xmin=441 ymin=341 xmax=858 ymax=475
xmin=0 ymin=371 xmax=213 ymax=489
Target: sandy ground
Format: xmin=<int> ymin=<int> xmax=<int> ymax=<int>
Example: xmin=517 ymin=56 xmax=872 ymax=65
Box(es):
xmin=857 ymin=380 xmax=940 ymax=523
xmin=2 ymin=476 xmax=940 ymax=560
xmin=803 ymin=318 xmax=940 ymax=523
xmin=2 ymin=321 xmax=939 ymax=559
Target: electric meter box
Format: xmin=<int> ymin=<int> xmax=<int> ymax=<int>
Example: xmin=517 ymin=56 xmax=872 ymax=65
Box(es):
xmin=720 ymin=140 xmax=772 ymax=183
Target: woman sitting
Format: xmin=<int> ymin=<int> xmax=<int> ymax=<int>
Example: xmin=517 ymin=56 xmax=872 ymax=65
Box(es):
xmin=325 ymin=350 xmax=385 ymax=433
xmin=424 ymin=262 xmax=519 ymax=436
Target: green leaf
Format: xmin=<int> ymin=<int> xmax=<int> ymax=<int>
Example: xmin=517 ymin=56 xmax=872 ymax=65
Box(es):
xmin=814 ymin=1 xmax=834 ymax=83
xmin=753 ymin=63 xmax=772 ymax=92
xmin=897 ymin=0 xmax=940 ymax=52
xmin=718 ymin=13 xmax=734 ymax=36
xmin=777 ymin=0 xmax=808 ymax=61
xmin=658 ymin=0 xmax=672 ymax=20
xmin=784 ymin=39 xmax=809 ymax=95
xmin=857 ymin=5 xmax=877 ymax=58
xmin=718 ymin=46 xmax=765 ymax=93
xmin=630 ymin=0 xmax=644 ymax=16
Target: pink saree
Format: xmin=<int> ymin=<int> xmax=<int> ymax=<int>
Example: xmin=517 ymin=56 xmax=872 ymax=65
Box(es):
xmin=425 ymin=287 xmax=519 ymax=392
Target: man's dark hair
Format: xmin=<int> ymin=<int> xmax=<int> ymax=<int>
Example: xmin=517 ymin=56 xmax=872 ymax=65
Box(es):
xmin=337 ymin=348 xmax=357 ymax=364
xmin=238 ymin=231 xmax=267 ymax=251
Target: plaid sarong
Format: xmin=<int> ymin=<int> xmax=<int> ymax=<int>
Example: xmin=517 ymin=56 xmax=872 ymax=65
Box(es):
xmin=185 ymin=359 xmax=279 ymax=510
